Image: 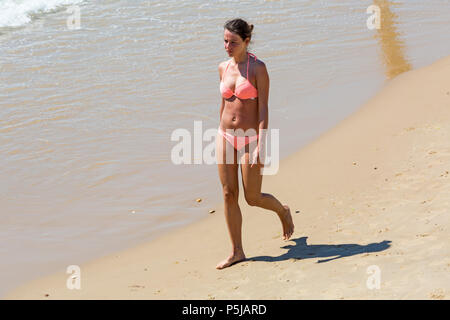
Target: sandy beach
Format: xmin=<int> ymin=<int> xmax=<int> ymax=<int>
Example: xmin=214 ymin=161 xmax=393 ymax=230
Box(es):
xmin=6 ymin=54 xmax=450 ymax=300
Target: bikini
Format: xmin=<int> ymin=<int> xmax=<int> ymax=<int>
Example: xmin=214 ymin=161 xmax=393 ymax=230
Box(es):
xmin=220 ymin=52 xmax=258 ymax=100
xmin=218 ymin=52 xmax=259 ymax=151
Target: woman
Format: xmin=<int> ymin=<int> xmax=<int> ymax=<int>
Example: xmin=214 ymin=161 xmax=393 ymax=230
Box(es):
xmin=215 ymin=18 xmax=295 ymax=269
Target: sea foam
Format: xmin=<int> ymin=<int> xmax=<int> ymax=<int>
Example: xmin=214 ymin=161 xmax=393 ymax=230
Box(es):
xmin=0 ymin=0 xmax=83 ymax=27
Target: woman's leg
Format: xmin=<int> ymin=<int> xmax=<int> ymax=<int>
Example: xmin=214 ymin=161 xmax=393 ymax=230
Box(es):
xmin=215 ymin=131 xmax=246 ymax=269
xmin=240 ymin=149 xmax=294 ymax=240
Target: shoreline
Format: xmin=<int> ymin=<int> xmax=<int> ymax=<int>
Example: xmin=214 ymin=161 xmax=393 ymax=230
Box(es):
xmin=5 ymin=54 xmax=450 ymax=300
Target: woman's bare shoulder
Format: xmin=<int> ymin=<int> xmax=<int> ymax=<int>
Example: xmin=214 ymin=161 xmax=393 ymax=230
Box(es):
xmin=218 ymin=59 xmax=230 ymax=71
xmin=253 ymin=57 xmax=268 ymax=77
xmin=218 ymin=60 xmax=230 ymax=79
xmin=254 ymin=57 xmax=266 ymax=70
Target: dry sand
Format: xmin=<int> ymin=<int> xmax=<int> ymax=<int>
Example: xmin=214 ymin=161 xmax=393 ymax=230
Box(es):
xmin=6 ymin=55 xmax=450 ymax=300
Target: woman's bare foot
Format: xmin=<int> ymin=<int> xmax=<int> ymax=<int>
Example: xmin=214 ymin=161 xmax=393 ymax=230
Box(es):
xmin=278 ymin=205 xmax=295 ymax=240
xmin=216 ymin=252 xmax=246 ymax=269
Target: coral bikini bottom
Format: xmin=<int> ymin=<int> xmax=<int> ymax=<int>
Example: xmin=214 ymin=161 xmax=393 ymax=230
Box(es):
xmin=218 ymin=127 xmax=258 ymax=151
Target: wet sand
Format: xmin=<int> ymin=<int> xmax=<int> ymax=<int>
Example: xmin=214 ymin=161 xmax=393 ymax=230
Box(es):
xmin=6 ymin=54 xmax=450 ymax=300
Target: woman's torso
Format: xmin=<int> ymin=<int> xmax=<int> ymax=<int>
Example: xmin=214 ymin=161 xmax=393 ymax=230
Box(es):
xmin=219 ymin=56 xmax=259 ymax=133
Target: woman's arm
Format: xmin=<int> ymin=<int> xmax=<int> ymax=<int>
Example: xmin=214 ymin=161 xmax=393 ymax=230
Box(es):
xmin=218 ymin=63 xmax=226 ymax=122
xmin=220 ymin=97 xmax=225 ymax=122
xmin=250 ymin=61 xmax=269 ymax=167
xmin=255 ymin=61 xmax=269 ymax=140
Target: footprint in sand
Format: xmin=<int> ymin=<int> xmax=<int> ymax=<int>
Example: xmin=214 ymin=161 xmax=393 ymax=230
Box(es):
xmin=129 ymin=284 xmax=145 ymax=291
xmin=429 ymin=288 xmax=445 ymax=300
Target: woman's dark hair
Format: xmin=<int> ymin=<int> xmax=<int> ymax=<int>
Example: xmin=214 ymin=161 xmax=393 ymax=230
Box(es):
xmin=224 ymin=18 xmax=254 ymax=42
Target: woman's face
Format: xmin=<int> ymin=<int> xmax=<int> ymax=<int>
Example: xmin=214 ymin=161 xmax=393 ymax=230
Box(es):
xmin=223 ymin=29 xmax=248 ymax=57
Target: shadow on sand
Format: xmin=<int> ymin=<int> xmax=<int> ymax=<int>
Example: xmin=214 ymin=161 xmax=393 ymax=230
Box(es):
xmin=248 ymin=237 xmax=392 ymax=263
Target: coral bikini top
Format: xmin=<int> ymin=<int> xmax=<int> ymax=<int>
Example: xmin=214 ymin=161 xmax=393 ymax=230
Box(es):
xmin=220 ymin=52 xmax=258 ymax=100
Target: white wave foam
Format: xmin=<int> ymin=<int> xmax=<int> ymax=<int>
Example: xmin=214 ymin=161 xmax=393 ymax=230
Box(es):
xmin=0 ymin=0 xmax=84 ymax=27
